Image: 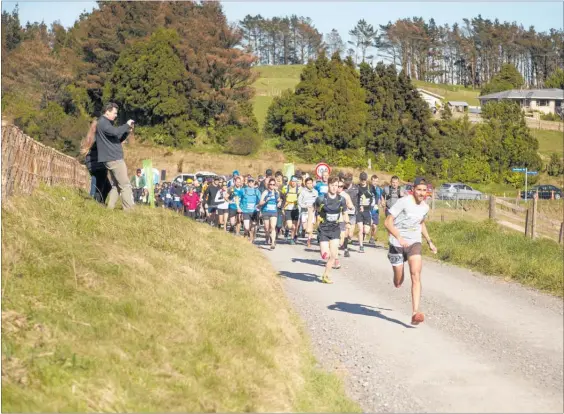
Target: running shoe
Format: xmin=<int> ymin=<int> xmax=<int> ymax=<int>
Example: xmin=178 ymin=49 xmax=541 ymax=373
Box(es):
xmin=289 ymin=239 xmax=296 ymax=245
xmin=270 ymin=244 xmax=276 ymax=250
xmin=369 ymin=237 xmax=375 ymax=245
xmin=344 ymin=249 xmax=350 ymax=258
xmin=321 ymin=275 xmax=333 ymax=284
xmin=411 ymin=312 xmax=425 ymax=325
xmin=359 ymin=246 xmax=365 ymax=253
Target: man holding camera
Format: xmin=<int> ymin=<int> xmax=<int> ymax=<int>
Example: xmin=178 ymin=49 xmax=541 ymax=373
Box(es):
xmin=96 ymin=102 xmax=135 ymax=210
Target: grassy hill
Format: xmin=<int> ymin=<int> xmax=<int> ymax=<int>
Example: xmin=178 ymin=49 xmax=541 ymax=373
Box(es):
xmin=251 ymin=65 xmax=304 ymax=129
xmin=412 ymin=80 xmax=480 ymax=106
xmin=1 ymin=186 xmax=359 ymax=412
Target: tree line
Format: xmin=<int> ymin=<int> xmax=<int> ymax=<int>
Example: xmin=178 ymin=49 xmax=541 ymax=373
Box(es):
xmin=238 ymin=15 xmax=563 ymax=88
xmin=1 ymin=2 xmax=258 ymax=154
xmin=265 ymin=51 xmax=547 ymax=185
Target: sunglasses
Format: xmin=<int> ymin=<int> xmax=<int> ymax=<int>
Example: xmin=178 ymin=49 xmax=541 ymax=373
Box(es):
xmin=338 ymin=185 xmax=344 ymax=188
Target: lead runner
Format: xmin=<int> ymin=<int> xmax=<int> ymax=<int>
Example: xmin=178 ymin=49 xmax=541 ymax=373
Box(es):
xmin=384 ymin=177 xmax=437 ymax=325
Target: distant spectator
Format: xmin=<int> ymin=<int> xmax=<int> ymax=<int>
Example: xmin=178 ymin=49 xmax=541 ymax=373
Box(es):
xmin=130 ymin=168 xmax=146 ymax=204
xmin=182 ymin=186 xmax=200 ymax=219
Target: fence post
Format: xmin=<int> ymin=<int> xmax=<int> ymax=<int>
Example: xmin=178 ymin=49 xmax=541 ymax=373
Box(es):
xmin=455 ymin=193 xmax=459 ymax=209
xmin=531 ymin=195 xmax=538 ymax=239
xmin=525 ymin=209 xmax=530 ymax=238
xmin=559 ymin=222 xmax=564 ymax=245
xmin=489 ymin=195 xmax=496 ymax=220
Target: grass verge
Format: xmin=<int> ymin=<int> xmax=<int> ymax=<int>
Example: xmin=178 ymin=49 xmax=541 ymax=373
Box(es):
xmin=422 ymin=220 xmax=563 ymax=297
xmin=531 ymin=128 xmax=564 ymax=156
xmin=1 ymin=186 xmax=360 ymax=412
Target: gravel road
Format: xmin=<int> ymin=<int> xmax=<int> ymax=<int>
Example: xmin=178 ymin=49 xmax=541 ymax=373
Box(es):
xmin=261 ymin=238 xmax=564 ymax=413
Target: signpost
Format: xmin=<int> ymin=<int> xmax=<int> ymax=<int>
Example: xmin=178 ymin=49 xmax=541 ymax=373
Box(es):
xmin=512 ymin=167 xmax=538 ymax=202
xmin=315 ymin=162 xmax=331 ymax=179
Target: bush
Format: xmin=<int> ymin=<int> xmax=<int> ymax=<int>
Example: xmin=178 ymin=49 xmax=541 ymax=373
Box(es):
xmin=540 ymin=113 xmax=562 ymax=122
xmin=547 ymin=153 xmax=564 ymax=176
xmin=223 ymin=128 xmax=263 ymax=156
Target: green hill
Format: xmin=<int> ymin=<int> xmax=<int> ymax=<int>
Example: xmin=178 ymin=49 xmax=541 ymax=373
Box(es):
xmin=251 ymin=65 xmax=304 ymax=129
xmin=1 ymin=186 xmax=359 ymax=412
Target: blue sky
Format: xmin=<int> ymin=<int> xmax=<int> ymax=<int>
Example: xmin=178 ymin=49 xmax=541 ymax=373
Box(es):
xmin=2 ymin=1 xmax=562 ymax=39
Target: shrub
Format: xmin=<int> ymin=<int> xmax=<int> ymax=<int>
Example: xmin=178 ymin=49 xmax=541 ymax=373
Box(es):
xmin=540 ymin=113 xmax=562 ymax=122
xmin=223 ymin=128 xmax=263 ymax=156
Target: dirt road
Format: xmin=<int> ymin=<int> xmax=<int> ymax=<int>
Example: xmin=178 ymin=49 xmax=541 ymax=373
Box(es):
xmin=262 ymin=239 xmax=563 ymax=413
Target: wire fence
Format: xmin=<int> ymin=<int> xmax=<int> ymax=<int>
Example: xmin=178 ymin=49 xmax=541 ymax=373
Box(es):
xmin=1 ymin=124 xmax=90 ymax=201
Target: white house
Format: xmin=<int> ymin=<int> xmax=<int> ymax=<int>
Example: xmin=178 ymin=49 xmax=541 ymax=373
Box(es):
xmin=416 ymin=88 xmax=444 ymax=112
xmin=479 ymin=88 xmax=564 ymax=116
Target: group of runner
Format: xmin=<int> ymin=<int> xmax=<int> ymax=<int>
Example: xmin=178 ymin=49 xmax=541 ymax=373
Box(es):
xmin=178 ymin=168 xmax=437 ymax=326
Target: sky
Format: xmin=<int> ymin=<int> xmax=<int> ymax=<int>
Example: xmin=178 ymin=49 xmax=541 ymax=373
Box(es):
xmin=2 ymin=1 xmax=563 ymax=40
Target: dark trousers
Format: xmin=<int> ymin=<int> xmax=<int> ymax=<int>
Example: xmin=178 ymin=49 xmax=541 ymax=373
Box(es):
xmin=89 ymin=168 xmax=112 ymax=205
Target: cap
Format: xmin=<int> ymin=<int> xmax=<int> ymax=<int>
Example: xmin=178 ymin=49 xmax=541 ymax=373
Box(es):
xmin=414 ymin=177 xmax=427 ymax=186
xmin=359 ymin=172 xmax=368 ymax=181
xmin=187 ymin=178 xmax=193 ymax=184
xmin=265 ymin=168 xmax=273 ymax=176
xmin=233 ymin=170 xmax=240 ymax=176
xmin=291 ymin=176 xmax=299 ymax=182
xmin=247 ymin=177 xmax=255 ymax=183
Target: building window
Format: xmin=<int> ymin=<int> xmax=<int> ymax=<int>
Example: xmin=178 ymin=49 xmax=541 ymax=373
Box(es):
xmin=537 ymin=100 xmax=549 ymax=107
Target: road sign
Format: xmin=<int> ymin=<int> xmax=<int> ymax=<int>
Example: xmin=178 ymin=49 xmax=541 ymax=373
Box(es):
xmin=512 ymin=168 xmax=526 ymax=172
xmin=315 ymin=162 xmax=331 ymax=179
xmin=527 ymin=171 xmax=538 ymax=175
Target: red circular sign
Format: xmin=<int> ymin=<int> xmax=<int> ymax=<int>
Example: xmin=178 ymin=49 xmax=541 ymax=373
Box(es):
xmin=315 ymin=163 xmax=331 ymax=179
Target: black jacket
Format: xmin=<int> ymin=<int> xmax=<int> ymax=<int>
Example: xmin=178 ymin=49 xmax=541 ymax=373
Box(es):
xmin=95 ymin=116 xmax=130 ymax=163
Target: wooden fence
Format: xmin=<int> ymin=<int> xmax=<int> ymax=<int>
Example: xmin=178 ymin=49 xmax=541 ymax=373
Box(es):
xmin=428 ymin=191 xmax=563 ymax=244
xmin=1 ymin=124 xmax=90 ymax=200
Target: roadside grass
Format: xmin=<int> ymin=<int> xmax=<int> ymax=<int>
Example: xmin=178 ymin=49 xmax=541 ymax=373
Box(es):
xmin=423 ymin=220 xmax=563 ymax=297
xmin=1 ymin=186 xmax=360 ymax=413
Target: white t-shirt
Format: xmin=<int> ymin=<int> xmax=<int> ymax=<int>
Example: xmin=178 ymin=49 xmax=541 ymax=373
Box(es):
xmin=388 ymin=195 xmax=429 ymax=247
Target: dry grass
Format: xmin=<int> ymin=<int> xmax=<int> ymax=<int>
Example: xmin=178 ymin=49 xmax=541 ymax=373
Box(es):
xmin=1 ymin=186 xmax=360 ymax=412
xmin=123 ymin=141 xmax=393 ymax=183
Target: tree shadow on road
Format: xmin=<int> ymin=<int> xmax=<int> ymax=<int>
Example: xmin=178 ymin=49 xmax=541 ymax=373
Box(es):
xmin=327 ymin=302 xmax=414 ymax=329
xmin=291 ymin=257 xmax=325 ymax=267
xmin=279 ymin=270 xmax=320 ymax=283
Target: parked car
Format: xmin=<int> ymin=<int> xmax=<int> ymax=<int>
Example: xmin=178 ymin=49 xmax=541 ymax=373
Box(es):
xmin=520 ymin=185 xmax=562 ymax=200
xmin=437 ymin=183 xmax=483 ymax=200
xmin=173 ymin=173 xmax=196 ymax=184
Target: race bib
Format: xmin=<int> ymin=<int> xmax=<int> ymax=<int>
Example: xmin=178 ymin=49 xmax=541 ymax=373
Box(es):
xmin=326 ymin=213 xmax=339 ymax=222
xmin=165 ymin=194 xmax=172 ymax=199
xmin=174 ymin=196 xmax=180 ymax=201
xmin=265 ymin=204 xmax=276 ymax=212
xmin=246 ymin=202 xmax=256 ymax=210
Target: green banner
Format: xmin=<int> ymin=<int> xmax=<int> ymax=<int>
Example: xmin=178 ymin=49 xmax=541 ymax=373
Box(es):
xmin=283 ymin=163 xmax=295 ymax=181
xmin=142 ymin=159 xmax=155 ymax=208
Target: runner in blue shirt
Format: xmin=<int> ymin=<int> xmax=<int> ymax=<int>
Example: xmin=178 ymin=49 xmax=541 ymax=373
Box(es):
xmin=239 ymin=177 xmax=262 ymax=244
xmin=369 ymin=174 xmax=384 ymax=245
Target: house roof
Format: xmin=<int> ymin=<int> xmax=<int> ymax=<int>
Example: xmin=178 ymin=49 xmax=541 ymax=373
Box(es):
xmin=479 ymin=88 xmax=564 ymax=100
xmin=416 ymin=88 xmax=444 ymax=100
xmin=448 ymin=101 xmax=469 ymax=106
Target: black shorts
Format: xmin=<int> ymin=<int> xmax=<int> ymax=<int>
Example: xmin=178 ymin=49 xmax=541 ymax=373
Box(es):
xmin=262 ymin=211 xmax=277 ymax=219
xmin=208 ymin=206 xmax=218 ymax=214
xmin=284 ymin=209 xmax=299 ymax=222
xmin=218 ymin=208 xmax=228 ymax=215
xmin=387 ymin=243 xmax=422 ymax=266
xmin=356 ymin=210 xmax=372 ymax=225
xmin=228 ymin=208 xmax=240 ymax=218
xmin=242 ymin=211 xmax=259 ymax=222
xmin=318 ymin=224 xmax=341 ymax=242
